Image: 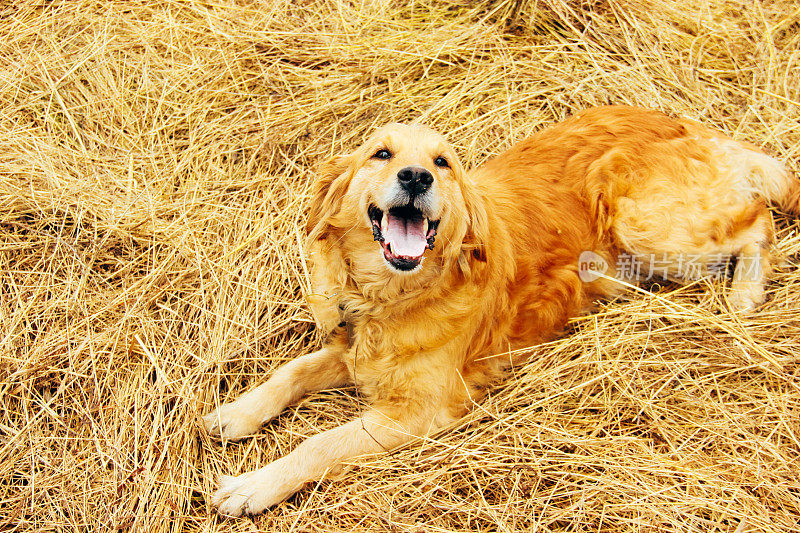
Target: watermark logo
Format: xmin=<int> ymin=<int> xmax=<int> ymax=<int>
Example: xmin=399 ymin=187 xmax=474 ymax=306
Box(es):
xmin=578 ymin=251 xmax=609 ymax=282
xmin=579 ymin=251 xmax=763 ymax=283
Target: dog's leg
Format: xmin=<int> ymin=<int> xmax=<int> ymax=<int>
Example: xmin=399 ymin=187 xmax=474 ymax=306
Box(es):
xmin=729 ymin=239 xmax=771 ymax=312
xmin=601 ymin=136 xmax=778 ymax=313
xmin=210 ymin=402 xmax=445 ymax=516
xmin=202 ymin=344 xmax=350 ymax=440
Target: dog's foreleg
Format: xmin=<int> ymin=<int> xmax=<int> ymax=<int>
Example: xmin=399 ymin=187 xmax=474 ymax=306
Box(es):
xmin=210 ymin=402 xmax=438 ymax=516
xmin=202 ymin=344 xmax=350 ymax=440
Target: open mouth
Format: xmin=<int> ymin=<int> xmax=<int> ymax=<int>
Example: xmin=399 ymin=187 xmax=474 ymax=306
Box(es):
xmin=369 ymin=204 xmax=439 ymax=272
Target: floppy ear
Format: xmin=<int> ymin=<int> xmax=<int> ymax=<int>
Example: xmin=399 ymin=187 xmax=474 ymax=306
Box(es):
xmin=453 ymin=160 xmax=490 ymax=266
xmin=461 ymin=179 xmax=490 ymax=264
xmin=306 ymin=154 xmax=353 ymax=243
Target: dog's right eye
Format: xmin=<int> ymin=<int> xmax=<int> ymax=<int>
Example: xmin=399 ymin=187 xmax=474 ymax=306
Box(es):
xmin=372 ymin=149 xmax=392 ymax=160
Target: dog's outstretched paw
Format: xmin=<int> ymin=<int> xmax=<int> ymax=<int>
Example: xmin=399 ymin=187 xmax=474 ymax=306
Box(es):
xmin=210 ymin=465 xmax=298 ymax=517
xmin=202 ymin=402 xmax=262 ymax=441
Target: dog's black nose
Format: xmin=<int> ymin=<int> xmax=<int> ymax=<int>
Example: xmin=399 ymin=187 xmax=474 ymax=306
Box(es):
xmin=397 ymin=166 xmax=433 ymax=196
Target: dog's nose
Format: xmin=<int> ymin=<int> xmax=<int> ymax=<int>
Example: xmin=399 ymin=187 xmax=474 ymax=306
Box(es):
xmin=397 ymin=166 xmax=434 ymax=195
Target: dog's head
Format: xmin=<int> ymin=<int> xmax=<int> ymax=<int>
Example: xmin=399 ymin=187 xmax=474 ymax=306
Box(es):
xmin=307 ymin=123 xmax=488 ymax=283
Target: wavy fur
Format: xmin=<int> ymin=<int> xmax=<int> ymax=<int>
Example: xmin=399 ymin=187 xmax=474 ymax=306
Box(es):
xmin=204 ymin=106 xmax=796 ymax=516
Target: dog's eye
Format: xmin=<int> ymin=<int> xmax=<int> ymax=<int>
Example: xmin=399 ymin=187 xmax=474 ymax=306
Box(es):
xmin=372 ymin=149 xmax=392 ymax=160
xmin=434 ymin=156 xmax=449 ymax=168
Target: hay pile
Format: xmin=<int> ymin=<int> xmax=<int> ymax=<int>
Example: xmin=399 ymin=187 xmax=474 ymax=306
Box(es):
xmin=1 ymin=0 xmax=799 ymax=531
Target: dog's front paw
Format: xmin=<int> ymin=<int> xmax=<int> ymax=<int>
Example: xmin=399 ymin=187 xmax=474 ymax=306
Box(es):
xmin=202 ymin=401 xmax=262 ymax=441
xmin=211 ymin=463 xmax=299 ymax=517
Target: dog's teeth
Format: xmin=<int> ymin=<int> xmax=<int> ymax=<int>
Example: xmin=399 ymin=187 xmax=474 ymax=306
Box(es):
xmin=381 ymin=213 xmax=388 ymax=234
xmin=423 ymin=218 xmax=429 ymax=235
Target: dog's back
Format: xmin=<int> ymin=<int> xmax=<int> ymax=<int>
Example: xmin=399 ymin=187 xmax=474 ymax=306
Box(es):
xmin=469 ymin=106 xmax=794 ymax=351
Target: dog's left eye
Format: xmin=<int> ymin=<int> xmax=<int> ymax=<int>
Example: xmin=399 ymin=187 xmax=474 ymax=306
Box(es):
xmin=434 ymin=156 xmax=449 ymax=168
xmin=372 ymin=149 xmax=392 ymax=160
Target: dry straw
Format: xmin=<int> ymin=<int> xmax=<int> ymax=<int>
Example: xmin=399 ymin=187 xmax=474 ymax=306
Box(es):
xmin=1 ymin=0 xmax=799 ymax=531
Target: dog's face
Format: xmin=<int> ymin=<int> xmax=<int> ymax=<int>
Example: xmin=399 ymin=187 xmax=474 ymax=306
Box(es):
xmin=356 ymin=123 xmax=459 ymax=272
xmin=309 ymin=123 xmax=483 ymax=280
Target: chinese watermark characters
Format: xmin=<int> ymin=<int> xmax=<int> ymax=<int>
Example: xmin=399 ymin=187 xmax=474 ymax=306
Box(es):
xmin=578 ymin=251 xmax=762 ymax=283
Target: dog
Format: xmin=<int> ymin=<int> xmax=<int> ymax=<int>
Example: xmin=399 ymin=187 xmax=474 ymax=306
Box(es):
xmin=203 ymin=105 xmax=797 ymax=516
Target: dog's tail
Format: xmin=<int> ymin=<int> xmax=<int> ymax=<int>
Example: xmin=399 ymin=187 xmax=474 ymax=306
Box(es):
xmin=679 ymin=118 xmax=799 ymax=215
xmin=778 ymin=171 xmax=800 ymax=215
xmin=719 ymin=138 xmax=799 ymax=215
xmin=749 ymin=150 xmax=799 ymax=215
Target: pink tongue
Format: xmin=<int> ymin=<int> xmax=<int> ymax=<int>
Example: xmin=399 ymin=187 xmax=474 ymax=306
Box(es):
xmin=384 ymin=214 xmax=427 ymax=257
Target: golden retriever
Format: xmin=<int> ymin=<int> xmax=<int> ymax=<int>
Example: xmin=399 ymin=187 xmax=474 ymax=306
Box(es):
xmin=203 ymin=105 xmax=797 ymax=516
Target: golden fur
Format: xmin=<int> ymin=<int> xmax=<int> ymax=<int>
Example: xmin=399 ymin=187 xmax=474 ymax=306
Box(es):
xmin=203 ymin=106 xmax=798 ymax=516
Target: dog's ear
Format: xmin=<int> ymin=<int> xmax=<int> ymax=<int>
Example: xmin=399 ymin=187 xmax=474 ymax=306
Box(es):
xmin=445 ymin=154 xmax=490 ymax=271
xmin=460 ymin=177 xmax=490 ymax=263
xmin=306 ymin=154 xmax=354 ymax=243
